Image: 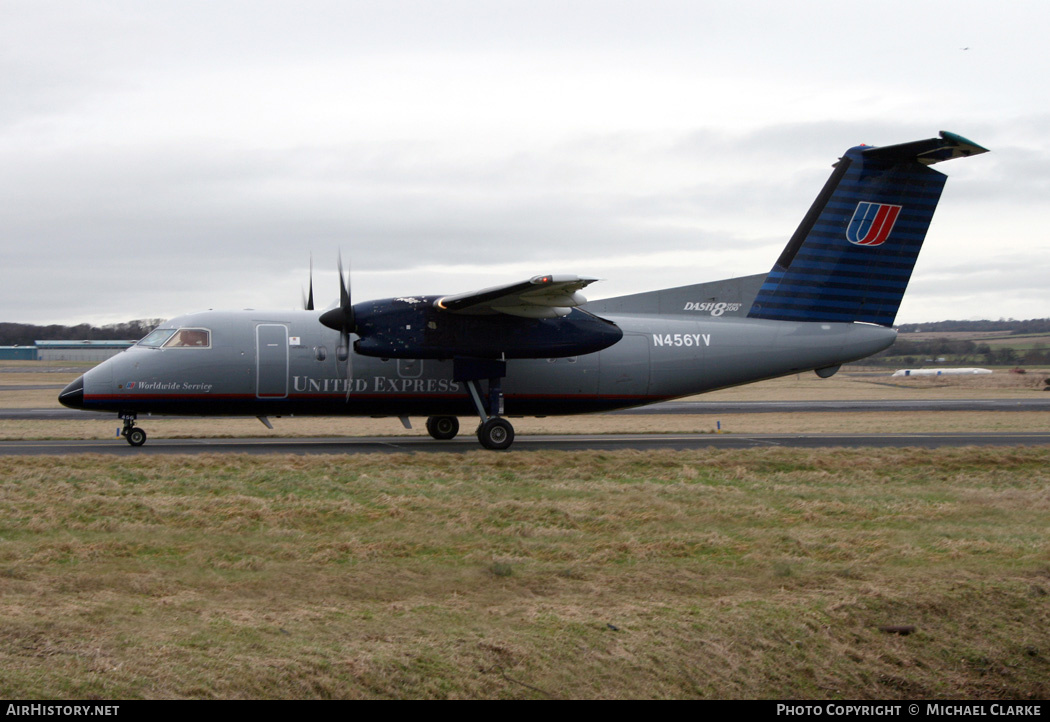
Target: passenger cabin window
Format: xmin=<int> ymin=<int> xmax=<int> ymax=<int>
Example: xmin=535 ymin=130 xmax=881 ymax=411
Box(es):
xmin=163 ymin=328 xmax=211 ymax=348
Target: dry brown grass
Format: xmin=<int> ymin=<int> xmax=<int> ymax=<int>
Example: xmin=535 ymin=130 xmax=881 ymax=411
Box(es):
xmin=0 ymin=448 xmax=1047 ymax=699
xmin=4 ymin=368 xmax=1046 ymax=697
xmin=0 ymin=372 xmax=78 ymax=409
xmin=0 ymin=372 xmax=80 ymax=385
xmin=692 ymin=366 xmax=1050 ymax=401
xmin=0 ymin=361 xmax=94 ymax=369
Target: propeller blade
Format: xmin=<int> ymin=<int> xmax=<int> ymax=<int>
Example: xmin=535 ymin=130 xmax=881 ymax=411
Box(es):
xmin=337 ymin=251 xmax=349 ymax=310
xmin=319 ymin=251 xmax=357 ymax=333
xmin=340 ymin=252 xmax=356 ymax=329
xmin=345 ymin=341 xmax=354 ymax=401
xmin=301 ymin=255 xmax=316 ymax=311
xmin=323 ymin=251 xmax=359 ymax=401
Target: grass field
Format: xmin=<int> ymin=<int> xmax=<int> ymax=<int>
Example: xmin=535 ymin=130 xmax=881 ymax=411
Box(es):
xmin=2 ymin=364 xmax=1048 ymax=698
xmin=1 ymin=449 xmax=1048 ymax=699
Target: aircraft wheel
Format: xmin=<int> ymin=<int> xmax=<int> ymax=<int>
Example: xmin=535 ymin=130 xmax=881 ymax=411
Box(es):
xmin=426 ymin=415 xmax=459 ymax=440
xmin=125 ymin=428 xmax=147 ymax=447
xmin=477 ymin=417 xmax=514 ymax=451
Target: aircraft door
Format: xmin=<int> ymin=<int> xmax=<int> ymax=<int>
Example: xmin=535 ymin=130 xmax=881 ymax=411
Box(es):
xmin=256 ymin=324 xmax=289 ymax=398
xmin=598 ymin=334 xmax=650 ymax=397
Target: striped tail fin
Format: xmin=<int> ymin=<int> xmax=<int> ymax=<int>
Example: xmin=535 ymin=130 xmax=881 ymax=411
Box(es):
xmin=747 ymin=131 xmax=988 ymax=327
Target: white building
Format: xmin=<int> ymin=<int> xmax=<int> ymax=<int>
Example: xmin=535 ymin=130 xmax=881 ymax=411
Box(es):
xmin=34 ymin=340 xmax=134 ymax=362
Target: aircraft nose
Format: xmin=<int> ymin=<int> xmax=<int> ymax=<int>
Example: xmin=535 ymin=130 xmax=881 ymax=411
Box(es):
xmin=58 ymin=375 xmax=85 ymax=409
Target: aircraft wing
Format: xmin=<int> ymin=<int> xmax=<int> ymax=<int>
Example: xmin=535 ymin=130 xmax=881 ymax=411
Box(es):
xmin=435 ymin=275 xmax=600 ymax=318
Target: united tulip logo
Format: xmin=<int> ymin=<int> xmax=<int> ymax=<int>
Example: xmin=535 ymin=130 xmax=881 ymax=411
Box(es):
xmin=846 ymin=202 xmax=901 ymax=246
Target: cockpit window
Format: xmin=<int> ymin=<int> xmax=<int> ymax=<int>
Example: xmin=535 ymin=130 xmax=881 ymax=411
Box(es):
xmin=137 ymin=329 xmax=177 ymax=348
xmin=163 ymin=328 xmax=211 ymax=348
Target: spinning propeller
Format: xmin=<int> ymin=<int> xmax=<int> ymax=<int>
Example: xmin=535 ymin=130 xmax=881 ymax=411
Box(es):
xmin=317 ymin=252 xmax=357 ymax=396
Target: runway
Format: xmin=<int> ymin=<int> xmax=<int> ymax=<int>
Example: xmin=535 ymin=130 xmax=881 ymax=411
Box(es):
xmin=3 ymin=431 xmax=1050 ymax=456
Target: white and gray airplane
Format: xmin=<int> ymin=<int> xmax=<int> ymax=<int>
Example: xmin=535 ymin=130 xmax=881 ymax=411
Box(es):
xmin=60 ymin=131 xmax=988 ymax=449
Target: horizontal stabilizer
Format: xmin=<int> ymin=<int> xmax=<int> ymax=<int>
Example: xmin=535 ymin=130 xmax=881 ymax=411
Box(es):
xmin=861 ymin=130 xmax=989 ymax=166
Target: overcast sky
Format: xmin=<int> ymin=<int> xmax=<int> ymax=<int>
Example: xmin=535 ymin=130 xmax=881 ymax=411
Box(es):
xmin=2 ymin=0 xmax=1047 ymax=327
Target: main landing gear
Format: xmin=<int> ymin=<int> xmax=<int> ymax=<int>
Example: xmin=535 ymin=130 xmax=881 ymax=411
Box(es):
xmin=439 ymin=357 xmax=515 ymax=450
xmin=464 ymin=375 xmax=514 ymax=451
xmin=425 ymin=415 xmax=460 ymax=440
xmin=426 ymin=411 xmax=513 ymax=450
xmin=476 ymin=416 xmax=514 ymax=451
xmin=426 ymin=358 xmax=517 ymax=450
xmin=120 ymin=412 xmax=147 ymax=447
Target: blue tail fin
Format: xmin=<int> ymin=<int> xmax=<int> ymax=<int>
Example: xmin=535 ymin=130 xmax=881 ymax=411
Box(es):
xmin=747 ymin=131 xmax=987 ymax=327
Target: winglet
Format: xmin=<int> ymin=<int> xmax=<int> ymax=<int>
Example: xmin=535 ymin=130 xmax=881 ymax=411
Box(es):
xmin=862 ymin=130 xmax=989 ymax=166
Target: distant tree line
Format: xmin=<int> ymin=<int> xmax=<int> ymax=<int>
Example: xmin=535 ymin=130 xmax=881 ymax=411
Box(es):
xmin=897 ymin=318 xmax=1050 ymax=335
xmin=861 ymin=318 xmax=1050 ymax=367
xmin=866 ymin=339 xmax=1046 ymax=367
xmin=0 ymin=319 xmax=163 ymax=347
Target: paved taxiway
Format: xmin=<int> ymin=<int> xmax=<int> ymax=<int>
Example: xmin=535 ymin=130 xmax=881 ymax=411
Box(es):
xmin=3 ymin=431 xmax=1050 ymax=456
xmin=3 ymin=397 xmax=1047 ymax=455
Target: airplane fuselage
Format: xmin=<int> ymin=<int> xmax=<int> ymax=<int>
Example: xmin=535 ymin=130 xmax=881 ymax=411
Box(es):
xmin=65 ymin=308 xmax=896 ymax=418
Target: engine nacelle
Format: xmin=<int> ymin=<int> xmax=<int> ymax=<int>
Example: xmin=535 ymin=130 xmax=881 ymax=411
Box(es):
xmin=351 ymin=296 xmax=623 ymax=359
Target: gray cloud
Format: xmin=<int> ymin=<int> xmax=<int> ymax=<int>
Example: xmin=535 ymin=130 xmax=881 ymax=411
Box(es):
xmin=1 ymin=1 xmax=1046 ymax=325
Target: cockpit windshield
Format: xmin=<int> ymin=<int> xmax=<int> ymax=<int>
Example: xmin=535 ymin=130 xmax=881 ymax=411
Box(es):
xmin=136 ymin=328 xmax=211 ymax=348
xmin=137 ymin=329 xmax=176 ymax=348
xmin=163 ymin=328 xmax=211 ymax=348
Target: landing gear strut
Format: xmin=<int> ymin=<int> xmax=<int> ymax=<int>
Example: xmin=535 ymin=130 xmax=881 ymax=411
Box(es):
xmin=455 ymin=357 xmax=515 ymax=450
xmin=120 ymin=412 xmax=147 ymax=447
xmin=464 ymin=376 xmax=514 ymax=450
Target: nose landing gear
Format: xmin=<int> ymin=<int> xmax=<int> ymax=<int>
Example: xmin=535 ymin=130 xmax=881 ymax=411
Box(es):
xmin=120 ymin=413 xmax=147 ymax=447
